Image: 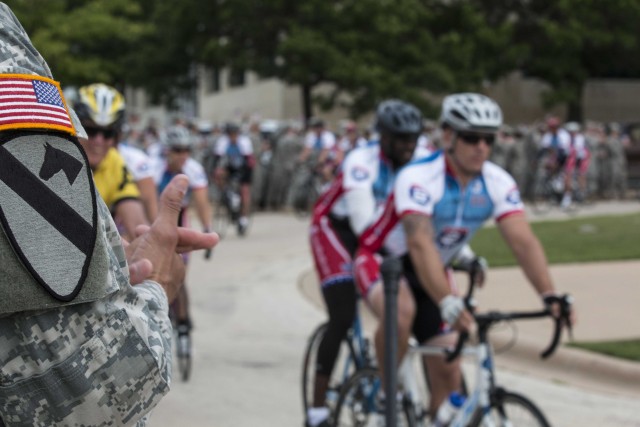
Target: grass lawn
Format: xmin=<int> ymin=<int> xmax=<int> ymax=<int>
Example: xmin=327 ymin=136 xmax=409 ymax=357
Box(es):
xmin=473 ymin=212 xmax=640 ymax=362
xmin=569 ymin=339 xmax=640 ymax=362
xmin=471 ymin=213 xmax=640 ymax=267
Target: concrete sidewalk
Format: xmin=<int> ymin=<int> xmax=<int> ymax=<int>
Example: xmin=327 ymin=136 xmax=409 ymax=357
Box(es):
xmin=298 ymin=258 xmax=640 ymax=399
xmin=463 ymin=261 xmax=640 ymax=399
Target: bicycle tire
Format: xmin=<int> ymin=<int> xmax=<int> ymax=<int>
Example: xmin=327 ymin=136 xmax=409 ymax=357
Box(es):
xmin=333 ymin=368 xmax=417 ymax=427
xmin=178 ymin=353 xmax=192 ymax=382
xmin=213 ymin=195 xmax=231 ymax=239
xmin=469 ymin=389 xmax=551 ymax=427
xmin=302 ymin=323 xmax=328 ymax=413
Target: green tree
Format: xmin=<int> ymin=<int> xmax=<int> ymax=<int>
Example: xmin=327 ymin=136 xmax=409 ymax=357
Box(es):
xmin=201 ymin=0 xmax=520 ymax=119
xmin=11 ymin=0 xmax=153 ymax=91
xmin=485 ymin=0 xmax=640 ymax=120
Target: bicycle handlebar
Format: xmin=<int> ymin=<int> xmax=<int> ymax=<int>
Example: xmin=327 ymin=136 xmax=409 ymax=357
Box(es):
xmin=446 ymin=259 xmax=573 ymax=362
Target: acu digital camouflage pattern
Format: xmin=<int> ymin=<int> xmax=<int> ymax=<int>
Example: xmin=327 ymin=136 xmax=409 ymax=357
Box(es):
xmin=0 ymin=197 xmax=173 ymax=426
xmin=0 ymin=3 xmax=172 ymax=425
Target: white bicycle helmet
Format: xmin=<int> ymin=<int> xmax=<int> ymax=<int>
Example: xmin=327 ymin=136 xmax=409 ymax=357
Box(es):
xmin=440 ymin=93 xmax=502 ymax=133
xmin=165 ymin=125 xmax=192 ymax=149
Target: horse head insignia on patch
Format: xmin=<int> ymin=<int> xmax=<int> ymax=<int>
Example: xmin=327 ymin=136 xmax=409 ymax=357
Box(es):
xmin=0 ymin=134 xmax=96 ymax=301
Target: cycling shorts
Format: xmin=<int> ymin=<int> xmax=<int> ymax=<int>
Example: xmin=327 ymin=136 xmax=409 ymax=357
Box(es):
xmin=565 ymin=150 xmax=590 ymax=175
xmin=353 ymin=251 xmax=456 ymax=343
xmin=310 ymin=214 xmax=358 ymax=287
xmin=227 ymin=164 xmax=253 ymax=185
xmin=402 ymin=255 xmax=457 ymax=343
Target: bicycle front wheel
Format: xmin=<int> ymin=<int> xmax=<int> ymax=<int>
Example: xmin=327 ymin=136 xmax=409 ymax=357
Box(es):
xmin=213 ymin=196 xmax=231 ymax=239
xmin=302 ymin=323 xmax=328 ymax=413
xmin=333 ymin=368 xmax=417 ymax=427
xmin=470 ymin=389 xmax=551 ymax=427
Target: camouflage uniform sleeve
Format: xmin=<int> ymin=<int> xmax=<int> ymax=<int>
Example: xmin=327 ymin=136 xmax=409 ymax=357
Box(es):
xmin=0 ymin=199 xmax=172 ymax=427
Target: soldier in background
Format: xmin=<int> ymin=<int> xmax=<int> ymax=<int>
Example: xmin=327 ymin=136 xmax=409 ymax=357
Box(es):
xmin=591 ymin=122 xmax=613 ymax=199
xmin=608 ymin=122 xmax=629 ymax=199
xmin=270 ymin=121 xmax=305 ymax=210
xmin=0 ymin=4 xmax=217 ymax=425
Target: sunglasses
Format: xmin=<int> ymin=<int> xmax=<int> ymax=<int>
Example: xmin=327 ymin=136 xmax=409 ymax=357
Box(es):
xmin=85 ymin=127 xmax=117 ymax=139
xmin=458 ymin=132 xmax=496 ymax=146
xmin=170 ymin=147 xmax=191 ymax=154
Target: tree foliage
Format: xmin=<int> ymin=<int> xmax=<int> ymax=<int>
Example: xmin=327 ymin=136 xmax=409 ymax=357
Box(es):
xmin=9 ymin=0 xmax=640 ymax=119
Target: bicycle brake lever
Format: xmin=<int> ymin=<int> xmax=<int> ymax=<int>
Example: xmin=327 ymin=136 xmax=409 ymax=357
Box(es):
xmin=446 ymin=331 xmax=468 ymax=363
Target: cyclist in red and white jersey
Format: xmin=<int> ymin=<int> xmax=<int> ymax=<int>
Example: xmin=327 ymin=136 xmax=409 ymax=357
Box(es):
xmin=563 ymin=121 xmax=591 ymax=205
xmin=355 ymin=93 xmax=575 ymax=417
xmin=306 ymin=100 xmax=429 ymax=427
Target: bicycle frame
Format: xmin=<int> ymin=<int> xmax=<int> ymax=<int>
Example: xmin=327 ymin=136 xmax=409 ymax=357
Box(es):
xmin=340 ymin=302 xmax=372 ymax=381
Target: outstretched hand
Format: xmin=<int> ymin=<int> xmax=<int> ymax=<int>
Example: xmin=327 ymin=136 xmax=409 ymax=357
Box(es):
xmin=124 ymin=174 xmax=219 ymax=301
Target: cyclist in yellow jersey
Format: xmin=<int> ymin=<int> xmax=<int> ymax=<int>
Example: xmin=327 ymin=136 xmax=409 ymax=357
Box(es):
xmin=74 ymin=84 xmax=148 ymax=240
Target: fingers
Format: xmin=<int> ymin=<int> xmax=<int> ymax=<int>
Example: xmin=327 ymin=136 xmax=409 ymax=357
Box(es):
xmin=129 ymin=259 xmax=153 ymax=284
xmin=175 ymin=228 xmax=219 ymax=253
xmin=155 ymin=174 xmax=189 ymax=232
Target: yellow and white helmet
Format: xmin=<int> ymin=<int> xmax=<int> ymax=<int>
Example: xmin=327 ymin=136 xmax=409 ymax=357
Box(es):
xmin=75 ymin=83 xmax=126 ymax=129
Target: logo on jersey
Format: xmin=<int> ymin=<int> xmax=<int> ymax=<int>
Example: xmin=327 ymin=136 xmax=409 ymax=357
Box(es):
xmin=351 ymin=166 xmax=369 ymax=181
xmin=409 ymin=185 xmax=430 ymax=206
xmin=506 ymin=188 xmax=521 ymax=205
xmin=470 ymin=180 xmax=484 ymax=195
xmin=0 ymin=134 xmax=96 ymax=301
xmin=436 ymin=227 xmax=468 ymax=249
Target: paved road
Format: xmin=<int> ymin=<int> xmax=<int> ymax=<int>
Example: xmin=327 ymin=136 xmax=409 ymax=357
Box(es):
xmin=149 ymin=204 xmax=640 ymax=427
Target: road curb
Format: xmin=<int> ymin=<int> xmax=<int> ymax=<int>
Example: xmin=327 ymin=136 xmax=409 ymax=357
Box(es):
xmin=491 ymin=331 xmax=640 ymax=398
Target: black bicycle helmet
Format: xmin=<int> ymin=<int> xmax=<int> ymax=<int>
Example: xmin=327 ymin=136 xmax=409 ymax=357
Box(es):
xmin=225 ymin=122 xmax=241 ymax=134
xmin=375 ymin=99 xmax=422 ymax=135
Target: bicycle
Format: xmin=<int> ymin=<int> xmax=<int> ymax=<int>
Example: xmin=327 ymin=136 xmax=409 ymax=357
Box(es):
xmin=302 ymin=300 xmax=375 ymax=418
xmin=169 ymin=305 xmax=192 ymax=382
xmin=292 ymin=162 xmax=326 ymax=217
xmin=532 ymin=150 xmax=588 ymax=215
xmin=332 ymin=258 xmax=573 ymax=427
xmin=213 ymin=170 xmax=251 ymax=238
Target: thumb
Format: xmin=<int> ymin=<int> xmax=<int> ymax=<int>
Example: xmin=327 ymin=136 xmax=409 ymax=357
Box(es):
xmin=155 ymin=174 xmax=189 ymax=228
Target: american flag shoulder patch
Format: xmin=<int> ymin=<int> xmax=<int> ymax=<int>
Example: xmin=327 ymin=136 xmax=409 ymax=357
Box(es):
xmin=0 ymin=74 xmax=76 ymax=136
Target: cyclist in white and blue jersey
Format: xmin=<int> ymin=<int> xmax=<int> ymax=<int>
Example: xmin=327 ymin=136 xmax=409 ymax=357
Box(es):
xmin=356 ymin=93 xmax=575 ymax=418
xmin=153 ymin=125 xmax=212 ymax=345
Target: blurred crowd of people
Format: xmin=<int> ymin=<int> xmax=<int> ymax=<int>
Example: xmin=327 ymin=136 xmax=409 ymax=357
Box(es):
xmin=120 ymin=113 xmax=635 ymax=214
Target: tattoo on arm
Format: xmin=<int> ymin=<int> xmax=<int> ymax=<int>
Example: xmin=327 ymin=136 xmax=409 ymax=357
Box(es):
xmin=402 ymin=214 xmax=433 ymax=239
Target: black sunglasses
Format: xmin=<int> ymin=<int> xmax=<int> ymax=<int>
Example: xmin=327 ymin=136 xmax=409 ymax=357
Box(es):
xmin=458 ymin=132 xmax=496 ymax=146
xmin=85 ymin=127 xmax=117 ymax=139
xmin=170 ymin=147 xmax=191 ymax=153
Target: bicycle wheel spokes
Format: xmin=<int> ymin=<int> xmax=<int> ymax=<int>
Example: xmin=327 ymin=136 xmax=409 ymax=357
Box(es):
xmin=474 ymin=391 xmax=551 ymax=427
xmin=334 ymin=369 xmax=381 ymax=427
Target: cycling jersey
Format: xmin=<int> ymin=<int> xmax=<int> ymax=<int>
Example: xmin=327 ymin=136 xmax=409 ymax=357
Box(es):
xmin=310 ymin=142 xmax=432 ymax=288
xmin=360 ymin=150 xmax=524 ymax=265
xmin=118 ymin=143 xmax=154 ymax=182
xmin=540 ymin=129 xmax=571 ymax=153
xmin=153 ymin=158 xmax=208 ymax=209
xmin=213 ymin=134 xmax=254 ymax=170
xmin=565 ymin=133 xmax=591 ymax=175
xmin=304 ymin=130 xmax=336 ymax=151
xmin=92 ymin=147 xmax=140 ymax=210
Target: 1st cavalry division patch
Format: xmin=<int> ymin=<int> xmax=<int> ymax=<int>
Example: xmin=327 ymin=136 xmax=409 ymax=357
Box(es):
xmin=0 ymin=76 xmax=95 ymax=301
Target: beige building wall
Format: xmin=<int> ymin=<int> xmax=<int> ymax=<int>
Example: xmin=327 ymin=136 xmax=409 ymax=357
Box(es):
xmin=194 ymin=67 xmax=640 ymax=129
xmin=583 ymin=80 xmax=640 ymax=123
